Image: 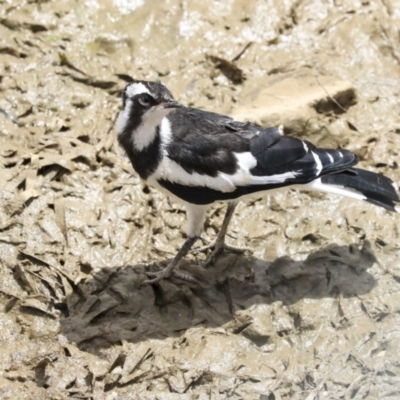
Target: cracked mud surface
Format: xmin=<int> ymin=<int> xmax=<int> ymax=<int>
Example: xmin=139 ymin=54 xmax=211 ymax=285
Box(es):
xmin=1 ymin=1 xmax=400 ymax=399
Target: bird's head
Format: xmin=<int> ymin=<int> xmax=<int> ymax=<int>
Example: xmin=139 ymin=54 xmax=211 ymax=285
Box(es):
xmin=115 ymin=80 xmax=182 ymax=138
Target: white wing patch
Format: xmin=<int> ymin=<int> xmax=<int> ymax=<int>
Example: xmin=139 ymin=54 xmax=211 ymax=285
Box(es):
xmin=249 ymin=171 xmax=298 ymax=184
xmin=235 ymin=152 xmax=257 ymax=170
xmin=159 ymin=117 xmax=173 ymax=149
xmin=311 ymin=151 xmax=323 ymax=176
xmin=151 ymin=155 xmax=237 ymax=192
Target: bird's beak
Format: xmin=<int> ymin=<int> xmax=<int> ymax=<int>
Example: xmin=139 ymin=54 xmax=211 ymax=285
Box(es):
xmin=163 ymin=100 xmax=183 ymax=109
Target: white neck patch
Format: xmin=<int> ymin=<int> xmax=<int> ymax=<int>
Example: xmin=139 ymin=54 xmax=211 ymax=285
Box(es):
xmin=133 ymin=108 xmax=172 ymax=151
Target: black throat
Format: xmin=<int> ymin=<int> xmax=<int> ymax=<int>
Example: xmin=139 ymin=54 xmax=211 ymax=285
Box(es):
xmin=118 ymin=124 xmax=162 ymax=180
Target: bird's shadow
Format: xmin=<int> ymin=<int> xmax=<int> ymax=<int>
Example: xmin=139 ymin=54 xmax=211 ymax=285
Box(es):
xmin=60 ymin=241 xmax=377 ymax=353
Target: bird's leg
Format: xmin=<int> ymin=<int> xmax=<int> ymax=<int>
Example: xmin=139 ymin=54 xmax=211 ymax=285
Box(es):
xmin=201 ymin=202 xmax=251 ymax=267
xmin=191 ymin=202 xmax=237 ymax=254
xmin=145 ymin=236 xmax=199 ymax=284
xmin=145 ymin=204 xmax=207 ymax=284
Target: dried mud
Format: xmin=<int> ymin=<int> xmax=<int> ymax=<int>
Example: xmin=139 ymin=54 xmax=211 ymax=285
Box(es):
xmin=1 ymin=1 xmax=400 ymax=399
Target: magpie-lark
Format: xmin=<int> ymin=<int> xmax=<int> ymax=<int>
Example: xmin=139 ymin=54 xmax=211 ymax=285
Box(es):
xmin=116 ymin=79 xmax=400 ymax=284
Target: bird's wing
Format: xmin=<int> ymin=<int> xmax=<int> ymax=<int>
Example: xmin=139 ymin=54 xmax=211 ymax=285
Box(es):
xmin=156 ymin=109 xmax=357 ymax=196
xmin=248 ymin=132 xmax=357 ymax=185
xmin=164 ymin=107 xmax=278 ymax=174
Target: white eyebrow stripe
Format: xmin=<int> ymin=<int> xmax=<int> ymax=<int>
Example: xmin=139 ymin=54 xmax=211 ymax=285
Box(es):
xmin=126 ymin=82 xmax=150 ymax=98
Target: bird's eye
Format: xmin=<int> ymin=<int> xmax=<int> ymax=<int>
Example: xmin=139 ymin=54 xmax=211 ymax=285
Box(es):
xmin=138 ymin=94 xmax=153 ymax=107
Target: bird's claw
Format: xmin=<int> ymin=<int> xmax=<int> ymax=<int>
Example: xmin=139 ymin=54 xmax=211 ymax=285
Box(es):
xmin=144 ymin=266 xmax=199 ymax=285
xmin=202 ymin=242 xmax=252 ymax=268
xmin=190 ymin=237 xmax=212 ymax=254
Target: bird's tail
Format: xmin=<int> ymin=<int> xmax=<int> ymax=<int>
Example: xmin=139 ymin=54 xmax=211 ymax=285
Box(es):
xmin=304 ymin=168 xmax=400 ymax=212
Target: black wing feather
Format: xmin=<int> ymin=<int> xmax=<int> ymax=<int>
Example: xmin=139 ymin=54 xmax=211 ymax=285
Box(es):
xmin=250 ymin=136 xmax=306 ymax=173
xmin=167 ymin=108 xmax=357 ymax=183
xmin=167 ymin=108 xmax=250 ymax=176
xmin=250 ymin=130 xmax=357 ymax=182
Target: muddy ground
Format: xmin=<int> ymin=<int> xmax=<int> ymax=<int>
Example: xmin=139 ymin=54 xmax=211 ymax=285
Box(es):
xmin=1 ymin=0 xmax=400 ymax=399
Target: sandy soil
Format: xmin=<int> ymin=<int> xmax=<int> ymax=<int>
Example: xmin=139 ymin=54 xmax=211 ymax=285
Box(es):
xmin=1 ymin=0 xmax=400 ymax=399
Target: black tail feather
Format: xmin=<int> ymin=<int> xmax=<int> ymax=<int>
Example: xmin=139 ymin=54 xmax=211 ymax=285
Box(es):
xmin=321 ymin=168 xmax=400 ymax=212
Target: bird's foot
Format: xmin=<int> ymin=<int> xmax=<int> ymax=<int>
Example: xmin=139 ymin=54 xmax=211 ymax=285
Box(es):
xmin=192 ymin=238 xmax=249 ymax=254
xmin=191 ymin=241 xmax=213 ymax=255
xmin=144 ymin=263 xmax=199 ymax=285
xmin=143 ymin=236 xmax=200 ymax=285
xmin=144 ymin=262 xmax=169 ymax=285
xmin=190 ymin=236 xmax=213 ymax=254
xmin=201 ymin=241 xmax=251 ymax=268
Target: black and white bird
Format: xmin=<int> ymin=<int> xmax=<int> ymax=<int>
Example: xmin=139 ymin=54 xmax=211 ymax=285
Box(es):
xmin=116 ymin=79 xmax=399 ymax=284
